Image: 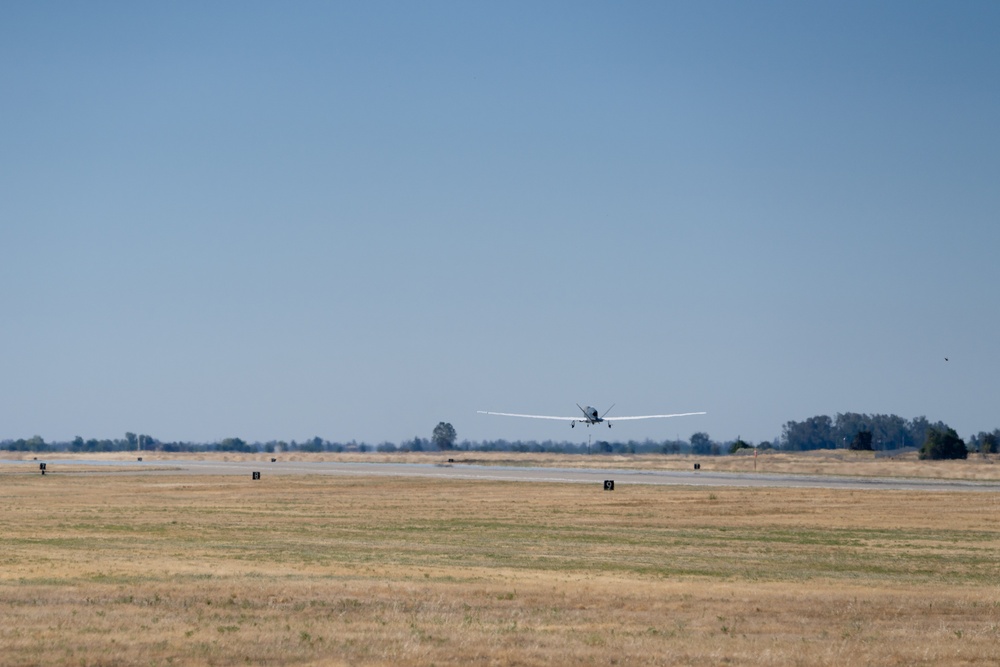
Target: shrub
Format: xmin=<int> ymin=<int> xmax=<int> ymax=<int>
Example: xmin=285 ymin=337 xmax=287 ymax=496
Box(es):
xmin=919 ymin=427 xmax=967 ymax=460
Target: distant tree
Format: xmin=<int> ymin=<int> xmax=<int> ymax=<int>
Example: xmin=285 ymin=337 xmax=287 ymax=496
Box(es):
xmin=661 ymin=440 xmax=682 ymax=455
xmin=404 ymin=437 xmax=425 ymax=452
xmin=834 ymin=413 xmax=869 ymax=448
xmin=878 ymin=414 xmax=912 ymax=449
xmin=432 ymin=422 xmax=457 ymax=450
xmin=729 ymin=438 xmax=752 ymax=454
xmin=299 ymin=437 xmax=323 ymax=453
xmin=782 ymin=415 xmax=835 ymax=451
xmin=219 ymin=437 xmax=251 ymax=453
xmin=919 ymin=427 xmax=968 ymax=460
xmin=849 ymin=430 xmax=874 ymax=451
xmin=980 ymin=432 xmax=999 ymax=455
xmin=908 ymin=416 xmax=934 ymax=451
xmin=690 ymin=432 xmax=713 ymax=455
xmin=595 ymin=440 xmax=613 ymax=454
xmin=125 ymin=432 xmax=138 ymax=449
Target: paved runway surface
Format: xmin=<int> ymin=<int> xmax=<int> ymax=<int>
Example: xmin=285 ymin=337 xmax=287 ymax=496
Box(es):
xmin=10 ymin=458 xmax=1000 ymax=492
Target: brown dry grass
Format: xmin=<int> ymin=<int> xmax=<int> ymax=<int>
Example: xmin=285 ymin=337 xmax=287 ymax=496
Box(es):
xmin=2 ymin=461 xmax=1000 ymax=665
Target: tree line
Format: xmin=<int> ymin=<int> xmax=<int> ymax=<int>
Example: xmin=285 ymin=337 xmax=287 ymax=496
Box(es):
xmin=782 ymin=412 xmax=999 ymax=459
xmin=3 ymin=414 xmax=997 ymax=460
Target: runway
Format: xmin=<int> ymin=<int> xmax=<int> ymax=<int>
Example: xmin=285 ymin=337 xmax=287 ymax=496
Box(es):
xmin=9 ymin=458 xmax=1000 ymax=492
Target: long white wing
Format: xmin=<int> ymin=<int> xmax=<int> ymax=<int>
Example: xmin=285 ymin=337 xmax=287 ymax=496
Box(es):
xmin=477 ymin=410 xmax=707 ymax=421
xmin=477 ymin=411 xmax=580 ymax=421
xmin=609 ymin=411 xmax=707 ymax=421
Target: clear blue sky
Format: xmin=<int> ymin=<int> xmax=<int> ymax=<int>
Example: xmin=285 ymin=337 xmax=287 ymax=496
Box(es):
xmin=2 ymin=2 xmax=997 ymax=446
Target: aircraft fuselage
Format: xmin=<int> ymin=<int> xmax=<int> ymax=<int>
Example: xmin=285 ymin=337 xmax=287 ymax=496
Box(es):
xmin=574 ymin=405 xmax=610 ymax=427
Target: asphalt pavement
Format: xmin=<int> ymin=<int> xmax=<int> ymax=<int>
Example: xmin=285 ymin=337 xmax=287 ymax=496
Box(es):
xmin=8 ymin=458 xmax=1000 ymax=492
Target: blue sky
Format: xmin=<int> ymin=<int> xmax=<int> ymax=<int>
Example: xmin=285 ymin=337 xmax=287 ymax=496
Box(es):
xmin=2 ymin=2 xmax=997 ymax=445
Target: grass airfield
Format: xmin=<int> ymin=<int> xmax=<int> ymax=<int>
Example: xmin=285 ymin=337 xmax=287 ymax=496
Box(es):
xmin=2 ymin=452 xmax=1000 ymax=665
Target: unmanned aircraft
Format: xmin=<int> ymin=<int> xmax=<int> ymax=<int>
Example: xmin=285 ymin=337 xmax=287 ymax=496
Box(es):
xmin=477 ymin=404 xmax=706 ymax=428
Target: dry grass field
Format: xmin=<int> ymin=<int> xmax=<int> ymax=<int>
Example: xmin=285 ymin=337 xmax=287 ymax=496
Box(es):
xmin=2 ymin=454 xmax=1000 ymax=665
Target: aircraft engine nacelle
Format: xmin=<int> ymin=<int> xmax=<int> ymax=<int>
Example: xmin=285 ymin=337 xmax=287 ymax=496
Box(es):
xmin=585 ymin=406 xmax=599 ymax=420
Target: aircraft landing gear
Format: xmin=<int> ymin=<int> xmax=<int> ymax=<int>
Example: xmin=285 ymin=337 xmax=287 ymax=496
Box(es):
xmin=571 ymin=423 xmax=575 ymax=428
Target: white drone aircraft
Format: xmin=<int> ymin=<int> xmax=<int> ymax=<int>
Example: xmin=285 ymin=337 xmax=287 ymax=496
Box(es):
xmin=477 ymin=404 xmax=706 ymax=429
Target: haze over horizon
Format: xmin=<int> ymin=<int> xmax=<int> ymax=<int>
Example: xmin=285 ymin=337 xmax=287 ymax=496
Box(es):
xmin=3 ymin=2 xmax=997 ymax=446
